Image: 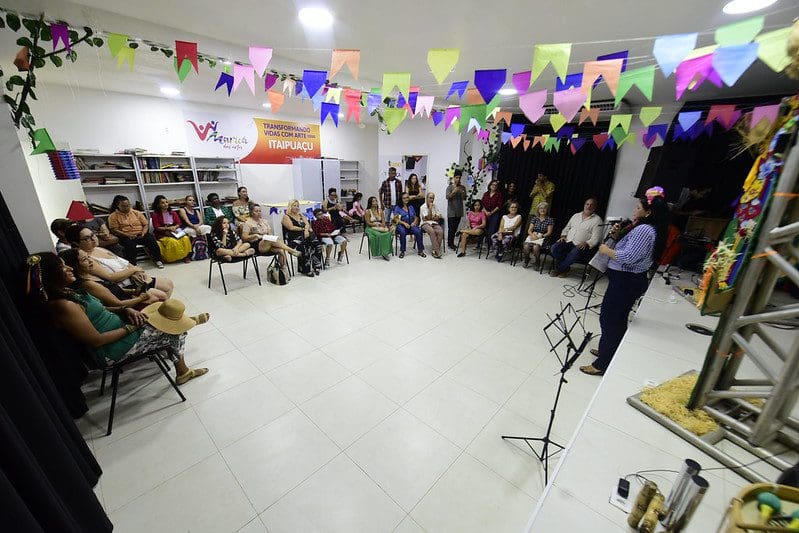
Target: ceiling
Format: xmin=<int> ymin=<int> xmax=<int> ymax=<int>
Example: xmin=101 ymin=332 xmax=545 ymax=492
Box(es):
xmin=3 ymin=0 xmax=799 ymax=119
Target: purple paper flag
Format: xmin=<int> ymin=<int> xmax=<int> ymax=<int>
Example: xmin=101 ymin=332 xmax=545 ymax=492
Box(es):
xmin=512 ymin=71 xmax=531 ymax=93
xmin=446 ymin=81 xmax=469 ymax=100
xmin=675 ymin=54 xmax=723 ymax=99
xmin=477 ymin=129 xmax=490 ymax=142
xmin=571 ymin=137 xmax=586 ymax=152
xmin=641 ymin=131 xmax=659 ymax=149
xmin=649 ymin=123 xmax=669 ymax=141
xmin=751 ymin=104 xmax=780 ymax=128
xmin=396 ymin=92 xmax=407 ymax=108
xmin=672 ymin=123 xmax=687 ymax=141
xmin=50 ymin=23 xmax=71 ymax=52
xmin=555 ymin=72 xmax=582 ymax=92
xmin=678 ymin=111 xmax=702 ymax=132
xmin=408 ymin=91 xmax=418 ymax=114
xmin=269 ymin=207 xmax=279 ymax=214
xmin=557 ymin=125 xmax=575 ymax=139
xmin=712 ymin=43 xmax=759 ymax=86
xmin=264 ymin=73 xmax=278 ymax=91
xmin=510 ymin=123 xmax=526 ymax=137
xmin=302 ymin=70 xmax=328 ymax=99
xmin=321 ymin=102 xmax=339 ymax=127
xmin=653 ymin=33 xmax=698 ymax=77
xmin=553 ymin=87 xmax=586 ymax=122
xmin=444 ymin=107 xmax=461 ymax=131
xmin=214 ymin=72 xmax=234 ymax=96
xmin=501 ymin=131 xmax=512 ymax=144
xmin=295 ymin=80 xmax=304 ymax=96
xmin=431 ymin=110 xmax=445 ymax=126
xmin=474 ymin=69 xmax=507 ymax=104
xmin=519 ymin=89 xmax=548 ymax=123
xmin=594 ymin=50 xmax=628 ymax=88
xmin=367 ymin=93 xmax=382 ymax=113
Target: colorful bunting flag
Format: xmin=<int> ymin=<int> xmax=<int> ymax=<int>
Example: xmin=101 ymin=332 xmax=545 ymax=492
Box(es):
xmin=214 ymin=72 xmax=234 ymax=96
xmin=330 ymin=49 xmax=360 ymax=79
xmin=550 ymin=113 xmax=567 ymax=132
xmin=653 ymin=33 xmax=698 ymax=77
xmin=382 ymin=72 xmax=411 ymax=99
xmin=715 ymin=16 xmax=764 ymax=46
xmin=593 ymin=133 xmax=610 ymax=149
xmin=510 ymin=135 xmax=523 ymax=149
xmin=553 ymin=87 xmax=586 ymax=122
xmin=30 ymin=128 xmax=56 ymax=155
xmin=415 ymin=96 xmax=435 ymax=117
xmin=249 ymin=46 xmax=273 ymax=77
xmin=556 ymin=72 xmax=582 ymax=92
xmin=610 ymin=126 xmax=629 ymax=146
xmin=295 ymin=80 xmax=304 ymax=97
xmin=283 ymin=78 xmax=295 ymax=95
xmin=579 ymin=107 xmax=599 ymax=126
xmin=302 ymin=70 xmax=327 ymax=98
xmin=639 ymin=106 xmax=662 ymax=127
xmin=325 ymin=87 xmax=342 ymax=104
xmin=444 ymin=107 xmax=461 ymax=131
xmin=531 ymin=43 xmax=572 ymax=84
xmin=268 ymin=90 xmax=285 ymax=113
xmin=477 ymin=129 xmax=490 ymax=142
xmin=570 ymin=137 xmax=586 ymax=154
xmin=50 ymin=23 xmax=71 ymax=52
xmin=431 ymin=110 xmax=445 ymax=126
xmin=367 ymin=92 xmax=382 ymax=114
xmin=519 ymin=89 xmax=547 ymax=123
xmin=712 ymin=43 xmax=759 ymax=86
xmin=523 ymin=138 xmax=532 ymax=151
xmin=510 ymin=123 xmax=526 ymax=137
xmin=678 ymin=111 xmax=702 ymax=132
xmin=581 ymin=59 xmax=623 ymax=96
xmin=344 ymin=89 xmax=362 ymax=123
xmin=465 ymin=88 xmax=484 ymax=105
xmin=512 ymin=71 xmax=532 ymax=94
xmin=466 ymin=117 xmax=482 ymax=133
xmin=383 ymin=108 xmax=408 ymax=133
xmin=321 ymin=102 xmax=340 ymax=126
xmin=117 ymin=47 xmax=135 ymax=71
xmin=233 ymin=64 xmax=256 ymax=94
xmin=608 ymin=114 xmax=632 ymax=134
xmin=542 ymin=136 xmax=558 ymax=152
xmin=755 ymin=27 xmax=792 ymax=72
xmin=614 ymin=65 xmax=655 ymax=106
xmin=107 ymin=33 xmax=128 ymax=58
xmin=175 ymin=41 xmax=199 ymax=74
xmin=460 ymin=104 xmax=487 ymax=131
xmin=494 ymin=111 xmax=512 ymax=126
xmin=751 ymin=104 xmax=780 ymax=128
xmin=264 ymin=73 xmax=278 ymax=91
xmin=674 ymin=53 xmax=723 ymax=99
xmin=473 ymin=69 xmax=507 ymax=105
xmin=501 ymin=131 xmax=512 ymax=144
xmin=705 ymin=104 xmax=739 ymax=130
xmin=593 ymin=51 xmax=629 ymax=90
xmin=446 ymin=81 xmax=469 ymax=100
xmin=557 ymin=125 xmax=575 ymax=139
xmin=427 ymin=48 xmax=460 ymax=85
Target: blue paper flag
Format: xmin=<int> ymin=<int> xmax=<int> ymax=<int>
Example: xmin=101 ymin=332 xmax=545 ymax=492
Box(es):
xmin=557 ymin=125 xmax=575 ymax=139
xmin=501 ymin=131 xmax=512 ymax=144
xmin=571 ymin=137 xmax=586 ymax=152
xmin=408 ymin=91 xmax=418 ymax=113
xmin=446 ymin=80 xmax=469 ymax=100
xmin=678 ymin=111 xmax=702 ymax=132
xmin=302 ymin=70 xmax=327 ymax=99
xmin=473 ymin=69 xmax=507 ymax=105
xmin=367 ymin=93 xmax=382 ymax=113
xmin=310 ymin=90 xmax=325 ymax=111
xmin=396 ymin=92 xmax=407 ymax=108
xmin=712 ymin=43 xmax=759 ymax=86
xmin=321 ymin=102 xmax=340 ymax=127
xmin=555 ymin=72 xmax=582 ymax=92
xmin=594 ymin=50 xmax=628 ymax=88
xmin=305 ymin=208 xmax=316 ymax=220
xmin=214 ymin=72 xmax=234 ymax=96
xmin=431 ymin=110 xmax=444 ymax=126
xmin=294 ymin=80 xmax=304 ymax=96
xmin=649 ymin=123 xmax=669 ymax=140
xmin=510 ymin=123 xmax=525 ymax=137
xmin=653 ymin=33 xmax=698 ymax=77
xmin=603 ymin=137 xmax=616 ymax=150
xmin=269 ymin=207 xmax=278 ymax=214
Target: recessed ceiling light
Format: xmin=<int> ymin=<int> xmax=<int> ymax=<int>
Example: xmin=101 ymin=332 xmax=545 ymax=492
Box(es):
xmin=262 ymin=103 xmax=272 ymax=109
xmin=722 ymin=0 xmax=777 ymax=14
xmin=498 ymin=88 xmax=517 ymax=96
xmin=222 ymin=60 xmax=232 ymax=65
xmin=160 ymin=86 xmax=180 ymax=97
xmin=298 ymin=7 xmax=334 ymax=29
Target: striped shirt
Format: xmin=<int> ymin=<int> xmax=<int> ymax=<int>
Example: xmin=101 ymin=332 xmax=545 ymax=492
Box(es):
xmin=609 ymin=224 xmax=656 ymax=273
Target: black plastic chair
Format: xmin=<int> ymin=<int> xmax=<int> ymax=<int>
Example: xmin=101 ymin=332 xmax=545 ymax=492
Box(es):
xmin=207 ymin=252 xmax=261 ymax=295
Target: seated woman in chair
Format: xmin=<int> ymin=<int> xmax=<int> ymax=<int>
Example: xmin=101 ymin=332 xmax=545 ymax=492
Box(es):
xmin=393 ymin=192 xmax=425 ymax=258
xmin=177 ymin=195 xmax=211 ymax=238
xmin=348 ymin=192 xmax=365 ymax=222
xmin=282 ymin=199 xmax=323 ymax=276
xmin=28 ymin=252 xmax=209 ymax=384
xmin=150 ymin=195 xmax=192 ymax=263
xmin=364 ymin=196 xmax=392 ymax=261
xmin=241 ymin=203 xmax=298 ymax=277
xmin=490 ymin=201 xmax=523 ymax=262
xmin=457 ymin=200 xmax=487 ymax=257
xmin=60 ymin=248 xmax=155 ymax=309
xmin=66 ymin=225 xmax=173 ymax=300
xmin=522 ymin=201 xmax=554 ymax=268
xmin=209 ymin=217 xmax=254 ymax=261
xmin=419 ymin=192 xmax=445 ymax=258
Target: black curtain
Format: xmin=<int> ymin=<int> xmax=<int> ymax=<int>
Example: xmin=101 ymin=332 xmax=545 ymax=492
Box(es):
xmin=497 ymin=115 xmax=618 ymax=235
xmin=0 ymin=193 xmax=112 ymax=531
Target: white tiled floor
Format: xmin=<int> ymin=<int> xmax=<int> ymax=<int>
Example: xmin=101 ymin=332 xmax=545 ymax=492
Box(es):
xmin=77 ymin=243 xmax=749 ymax=532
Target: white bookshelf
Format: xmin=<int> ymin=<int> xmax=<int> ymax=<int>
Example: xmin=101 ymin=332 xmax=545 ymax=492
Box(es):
xmin=338 ymin=159 xmax=360 ymax=202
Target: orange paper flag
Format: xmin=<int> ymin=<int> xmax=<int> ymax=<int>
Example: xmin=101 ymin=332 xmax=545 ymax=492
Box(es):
xmin=268 ymin=90 xmax=285 ymax=113
xmin=533 ymin=135 xmax=546 ymax=148
xmin=579 ymin=107 xmax=600 ymax=126
xmin=494 ymin=111 xmax=512 ymax=126
xmin=510 ymin=135 xmax=523 ymax=148
xmin=330 ymin=49 xmax=360 ymax=79
xmin=523 ymin=139 xmax=531 ymax=151
xmin=465 ymin=87 xmax=485 ymax=104
xmin=581 ymin=59 xmax=623 ymax=96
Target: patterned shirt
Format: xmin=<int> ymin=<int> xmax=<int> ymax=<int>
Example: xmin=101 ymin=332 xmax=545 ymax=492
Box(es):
xmin=530 ymin=180 xmax=555 ymax=211
xmin=609 ymin=224 xmax=656 ymax=273
xmin=210 ymin=228 xmax=239 ymax=251
xmin=530 ymin=216 xmax=554 ymax=234
xmin=311 ymin=215 xmax=336 ymax=236
xmin=379 ymin=178 xmax=403 ymax=210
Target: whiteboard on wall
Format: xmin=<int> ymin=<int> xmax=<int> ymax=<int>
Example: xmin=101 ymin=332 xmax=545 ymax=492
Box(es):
xmin=322 ymin=159 xmax=340 ymax=196
xmin=292 ymin=158 xmax=323 ymax=202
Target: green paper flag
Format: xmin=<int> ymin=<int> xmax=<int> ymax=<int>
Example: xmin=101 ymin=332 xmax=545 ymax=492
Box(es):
xmin=610 ymin=126 xmax=629 ymax=146
xmin=639 ymin=106 xmax=662 ymax=127
xmin=543 ymin=136 xmax=560 ymax=152
xmin=485 ymin=95 xmax=501 ymax=117
xmin=382 ymin=72 xmax=411 ymax=99
xmin=715 ymin=16 xmax=764 ymax=46
xmin=117 ymin=46 xmax=135 ymax=71
xmin=107 ymin=33 xmax=128 ymax=58
xmin=30 ymin=128 xmax=56 ymax=155
xmin=755 ymin=27 xmax=792 ymax=72
xmin=427 ymin=48 xmax=460 ymax=85
xmin=531 ymin=43 xmax=571 ymax=85
xmin=383 ymin=108 xmax=408 ymax=133
xmin=549 ymin=113 xmax=567 ymax=132
xmin=608 ymin=114 xmax=632 ymax=134
xmin=223 ymin=64 xmax=232 ymax=75
xmin=174 ymin=56 xmax=192 ymax=82
xmin=614 ymin=65 xmax=655 ymax=106
xmin=460 ymin=104 xmax=487 ymax=130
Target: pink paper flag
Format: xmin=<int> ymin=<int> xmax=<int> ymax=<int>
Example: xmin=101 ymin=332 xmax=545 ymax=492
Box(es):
xmin=50 ymin=23 xmax=70 ymax=52
xmin=344 ymin=89 xmax=362 ymax=123
xmin=705 ymin=104 xmax=739 ymax=130
xmin=581 ymin=59 xmax=623 ymax=96
xmin=674 ymin=54 xmax=723 ymax=99
xmin=444 ymin=107 xmax=461 ymax=131
xmin=519 ymin=89 xmax=548 ymax=123
xmin=553 ymin=87 xmax=586 ymax=122
xmin=330 ymin=49 xmax=360 ymax=79
xmin=494 ymin=111 xmax=512 ymax=126
xmin=414 ymin=96 xmax=434 ymax=117
xmin=512 ymin=71 xmax=532 ymax=94
xmin=750 ymin=104 xmax=780 ymax=128
xmin=249 ymin=47 xmax=273 ymax=77
xmin=264 ymin=73 xmax=278 ymax=91
xmin=268 ymin=90 xmax=285 ymax=113
xmin=579 ymin=107 xmax=599 ymax=126
xmin=233 ymin=64 xmax=256 ymax=94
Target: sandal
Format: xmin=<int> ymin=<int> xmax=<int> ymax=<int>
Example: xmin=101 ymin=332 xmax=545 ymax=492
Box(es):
xmin=191 ymin=313 xmax=211 ymax=326
xmin=176 ymin=367 xmax=209 ymax=385
xmin=579 ymin=365 xmax=604 ymax=376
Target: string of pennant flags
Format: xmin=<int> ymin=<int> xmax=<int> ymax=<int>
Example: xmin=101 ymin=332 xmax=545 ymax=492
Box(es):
xmin=14 ymin=7 xmax=797 ymax=152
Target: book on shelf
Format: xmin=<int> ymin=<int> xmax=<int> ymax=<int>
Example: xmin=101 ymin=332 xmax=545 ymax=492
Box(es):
xmin=137 ymin=156 xmax=190 ymax=170
xmin=142 ymin=172 xmax=193 ymax=184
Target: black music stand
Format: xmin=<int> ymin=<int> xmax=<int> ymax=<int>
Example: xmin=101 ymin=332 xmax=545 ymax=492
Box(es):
xmin=501 ymin=302 xmax=593 ymax=484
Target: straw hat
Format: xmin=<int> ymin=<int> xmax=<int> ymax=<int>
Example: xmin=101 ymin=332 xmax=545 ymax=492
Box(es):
xmin=142 ymin=299 xmax=196 ymax=335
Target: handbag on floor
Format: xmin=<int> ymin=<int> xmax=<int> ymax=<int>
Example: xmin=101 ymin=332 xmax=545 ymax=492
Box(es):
xmin=267 ymin=263 xmax=289 ymax=285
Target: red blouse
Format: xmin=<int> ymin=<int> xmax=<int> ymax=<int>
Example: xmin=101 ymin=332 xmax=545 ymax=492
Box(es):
xmin=481 ymin=191 xmax=505 ymax=212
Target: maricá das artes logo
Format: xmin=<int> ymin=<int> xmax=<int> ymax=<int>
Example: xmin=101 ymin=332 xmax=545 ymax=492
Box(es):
xmin=186 ymin=120 xmax=248 ymax=150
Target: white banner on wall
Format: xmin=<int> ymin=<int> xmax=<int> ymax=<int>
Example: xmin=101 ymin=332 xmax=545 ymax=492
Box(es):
xmin=182 ymin=112 xmax=257 ymax=158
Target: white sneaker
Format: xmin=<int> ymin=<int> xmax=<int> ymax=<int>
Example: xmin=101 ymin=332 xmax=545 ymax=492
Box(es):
xmin=156 ymin=261 xmax=165 ymax=269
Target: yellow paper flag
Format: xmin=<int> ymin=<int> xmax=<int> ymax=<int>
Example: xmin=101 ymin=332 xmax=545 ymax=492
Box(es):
xmin=531 ymin=43 xmax=572 ymax=85
xmin=325 ymin=87 xmax=342 ymax=104
xmin=383 ymin=108 xmax=408 ymax=133
xmin=639 ymin=106 xmax=662 ymax=127
xmin=117 ymin=46 xmax=135 ymax=71
xmin=608 ymin=114 xmax=632 ymax=134
xmin=549 ymin=113 xmax=567 ymax=132
xmin=382 ymin=72 xmax=411 ymax=99
xmin=755 ymin=27 xmax=792 ymax=72
xmin=427 ymin=48 xmax=460 ymax=85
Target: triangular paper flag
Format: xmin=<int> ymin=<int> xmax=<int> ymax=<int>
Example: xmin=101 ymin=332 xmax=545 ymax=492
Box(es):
xmin=608 ymin=114 xmax=632 ymax=134
xmin=544 ymin=136 xmax=560 ymax=152
xmin=522 ymin=139 xmax=532 ymax=151
xmin=500 ymin=132 xmax=512 ymax=144
xmin=653 ymin=33 xmax=698 ymax=77
xmin=367 ymin=93 xmax=382 ymax=114
xmin=325 ymin=87 xmax=342 ymax=104
xmin=510 ymin=135 xmax=523 ymax=149
xmin=639 ymin=106 xmax=662 ymax=127
xmin=344 ymin=89 xmax=362 ymax=124
xmin=556 ymin=72 xmax=582 ymax=91
xmin=510 ymin=123 xmax=525 ymax=137
xmin=512 ymin=71 xmax=531 ymax=94
xmin=614 ymin=65 xmax=655 ymax=106
xmin=302 ymin=70 xmax=328 ymax=98
xmin=751 ymin=104 xmax=780 ymax=128
xmin=214 ymin=72 xmax=234 ymax=96
xmin=268 ymin=90 xmax=285 ymax=113
xmin=678 ymin=111 xmax=702 ymax=132
xmin=249 ymin=47 xmax=273 ymax=77
xmin=596 ymin=51 xmax=629 ymax=78
xmin=50 ymin=23 xmax=71 ymax=53
xmin=431 ymin=110 xmax=444 ymax=126
xmin=460 ymin=104 xmax=487 ymax=131
xmin=330 ymin=49 xmax=360 ymax=79
xmin=581 ymin=59 xmax=623 ymax=96
xmin=473 ymin=69 xmax=507 ymax=105
xmin=427 ymin=48 xmax=460 ymax=85
xmin=282 ymin=78 xmax=295 ymax=95
xmin=571 ymin=137 xmax=586 ymax=153
xmin=465 ymin=87 xmax=485 ymax=105
xmin=755 ymin=27 xmax=792 ymax=72
xmin=553 ymin=87 xmax=586 ymax=122
xmin=557 ymin=125 xmax=575 ymax=139
xmin=446 ymin=81 xmax=469 ymax=100
xmin=494 ymin=111 xmax=512 ymax=126
xmin=264 ymin=73 xmax=278 ymax=91
xmin=610 ymin=126 xmax=629 ymax=146
xmin=384 ymin=108 xmax=408 ymax=133
xmin=382 ymin=72 xmax=411 ymax=99
xmin=30 ymin=128 xmax=56 ymax=155
xmin=309 ymin=89 xmax=325 ymax=111
xmin=712 ymin=43 xmax=759 ymax=86
xmin=477 ymin=129 xmax=490 ymax=142
xmin=603 ymin=137 xmax=616 ymax=151
xmin=174 ymin=56 xmax=192 ymax=82
xmin=593 ymin=133 xmax=609 ymax=149
xmin=519 ymin=89 xmax=547 ymax=123
xmin=579 ymin=107 xmax=599 ymax=126
xmin=531 ymin=43 xmax=572 ymax=84
xmin=534 ymin=135 xmax=546 ymax=148
xmin=649 ymin=124 xmax=669 ymax=141
xmin=117 ymin=47 xmax=135 ymax=71
xmin=321 ymin=102 xmax=340 ymax=127
xmin=550 ymin=113 xmax=567 ymax=132
xmin=175 ymin=41 xmax=198 ymax=74
xmin=675 ymin=53 xmax=723 ymax=99
xmin=107 ymin=33 xmax=128 ymax=58
xmin=233 ymin=64 xmax=256 ymax=94
xmin=415 ymin=96 xmax=434 ymax=117
xmin=444 ymin=107 xmax=460 ymax=131
xmin=706 ymin=104 xmax=739 ymax=130
xmin=715 ymin=16 xmax=764 ymax=46
xmin=466 ymin=117 xmax=481 ymax=133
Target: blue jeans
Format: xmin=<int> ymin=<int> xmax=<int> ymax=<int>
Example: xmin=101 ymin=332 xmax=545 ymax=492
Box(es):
xmin=551 ymin=240 xmax=590 ymax=272
xmin=396 ymin=224 xmax=423 ymax=252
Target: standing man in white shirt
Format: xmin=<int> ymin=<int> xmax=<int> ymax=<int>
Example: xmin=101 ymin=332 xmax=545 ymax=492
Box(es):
xmin=379 ymin=167 xmax=403 ymax=224
xmin=550 ymin=198 xmax=603 ymax=277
